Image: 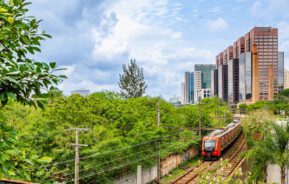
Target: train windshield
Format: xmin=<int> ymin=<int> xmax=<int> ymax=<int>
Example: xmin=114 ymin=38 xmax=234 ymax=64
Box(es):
xmin=204 ymin=140 xmax=216 ymax=148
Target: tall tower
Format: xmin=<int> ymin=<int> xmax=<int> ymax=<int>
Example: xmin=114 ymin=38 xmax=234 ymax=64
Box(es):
xmin=268 ymin=64 xmax=274 ymax=101
xmin=252 ymin=44 xmax=259 ymax=103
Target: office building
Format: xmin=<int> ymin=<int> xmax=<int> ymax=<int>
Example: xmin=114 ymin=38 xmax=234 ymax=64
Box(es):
xmin=284 ymin=69 xmax=289 ymax=89
xmin=239 ymin=52 xmax=252 ymax=101
xmin=228 ymin=59 xmax=239 ymax=104
xmin=194 ymin=64 xmax=216 ymax=103
xmin=182 ymin=72 xmax=194 ymax=104
xmin=278 ymin=52 xmax=284 ymax=92
xmin=194 ymin=71 xmax=202 ymax=103
xmin=218 ymin=64 xmax=228 ymax=101
xmin=211 ymin=69 xmax=218 ymax=96
xmin=196 ymin=89 xmax=212 ymax=102
xmin=245 ymin=27 xmax=279 ymax=100
xmin=215 ymin=26 xmax=284 ymax=103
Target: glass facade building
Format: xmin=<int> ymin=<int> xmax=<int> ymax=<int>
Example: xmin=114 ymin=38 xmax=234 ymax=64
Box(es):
xmin=194 ymin=64 xmax=216 ymax=89
xmin=183 ymin=72 xmax=194 ymax=104
xmin=218 ymin=64 xmax=228 ymax=101
xmin=278 ymin=52 xmax=284 ymax=92
xmin=228 ymin=59 xmax=239 ymax=104
xmin=239 ymin=52 xmax=252 ymax=101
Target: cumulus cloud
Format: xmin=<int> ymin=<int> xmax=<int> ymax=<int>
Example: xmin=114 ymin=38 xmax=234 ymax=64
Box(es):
xmin=206 ymin=18 xmax=228 ymax=31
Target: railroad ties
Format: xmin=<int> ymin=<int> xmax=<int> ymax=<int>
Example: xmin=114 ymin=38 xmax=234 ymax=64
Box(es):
xmin=170 ymin=133 xmax=247 ymax=184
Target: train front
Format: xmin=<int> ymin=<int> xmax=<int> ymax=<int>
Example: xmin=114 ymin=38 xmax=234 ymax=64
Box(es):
xmin=201 ymin=137 xmax=220 ymax=159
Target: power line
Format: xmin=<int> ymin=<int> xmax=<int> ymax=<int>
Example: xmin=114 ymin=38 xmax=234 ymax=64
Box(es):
xmin=61 ymin=143 xmax=160 ymax=178
xmin=43 ymin=130 xmax=185 ymax=168
xmin=66 ymin=142 xmax=192 ymax=183
xmin=61 ymin=134 xmax=192 ymax=178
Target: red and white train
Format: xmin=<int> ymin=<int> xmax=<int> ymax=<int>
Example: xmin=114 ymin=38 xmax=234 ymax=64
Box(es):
xmin=201 ymin=119 xmax=242 ymax=159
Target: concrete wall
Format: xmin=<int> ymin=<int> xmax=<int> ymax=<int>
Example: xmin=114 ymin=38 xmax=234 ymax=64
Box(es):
xmin=267 ymin=164 xmax=289 ymax=184
xmin=161 ymin=147 xmax=198 ymax=176
xmin=114 ymin=147 xmax=198 ymax=184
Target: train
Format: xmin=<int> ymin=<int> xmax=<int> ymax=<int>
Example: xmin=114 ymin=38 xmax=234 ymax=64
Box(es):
xmin=201 ymin=119 xmax=242 ymax=160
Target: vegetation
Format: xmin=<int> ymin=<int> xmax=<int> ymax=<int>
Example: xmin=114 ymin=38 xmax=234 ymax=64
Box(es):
xmin=0 ymin=0 xmax=65 ymax=107
xmin=0 ymin=0 xmax=65 ymax=180
xmin=0 ymin=93 xmax=232 ymax=183
xmin=242 ymin=107 xmax=289 ymax=184
xmin=239 ymin=89 xmax=289 ymax=116
xmin=118 ymin=59 xmax=147 ymax=99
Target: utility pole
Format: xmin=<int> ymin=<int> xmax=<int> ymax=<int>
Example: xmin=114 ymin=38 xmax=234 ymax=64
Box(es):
xmin=198 ymin=98 xmax=202 ymax=136
xmin=156 ymin=104 xmax=161 ymax=183
xmin=70 ymin=128 xmax=88 ymax=184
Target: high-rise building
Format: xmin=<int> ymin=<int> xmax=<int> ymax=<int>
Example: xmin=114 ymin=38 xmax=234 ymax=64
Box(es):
xmin=278 ymin=52 xmax=284 ymax=92
xmin=194 ymin=64 xmax=216 ymax=103
xmin=215 ymin=26 xmax=284 ymax=103
xmin=194 ymin=71 xmax=202 ymax=103
xmin=284 ymin=69 xmax=289 ymax=89
xmin=211 ymin=69 xmax=218 ymax=96
xmin=182 ymin=72 xmax=194 ymax=104
xmin=218 ymin=64 xmax=228 ymax=101
xmin=228 ymin=59 xmax=239 ymax=103
xmin=245 ymin=27 xmax=279 ymax=100
xmin=239 ymin=52 xmax=252 ymax=101
xmin=194 ymin=64 xmax=216 ymax=89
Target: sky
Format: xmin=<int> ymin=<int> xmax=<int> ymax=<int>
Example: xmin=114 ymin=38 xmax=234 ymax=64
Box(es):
xmin=29 ymin=0 xmax=289 ymax=99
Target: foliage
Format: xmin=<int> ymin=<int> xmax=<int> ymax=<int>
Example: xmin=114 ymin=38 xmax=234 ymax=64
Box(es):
xmin=118 ymin=59 xmax=147 ymax=99
xmin=0 ymin=0 xmax=66 ymax=108
xmin=239 ymin=89 xmax=289 ymax=116
xmin=0 ymin=111 xmax=53 ymax=182
xmin=1 ymin=92 xmax=233 ymax=183
xmin=242 ymin=110 xmax=275 ymax=146
xmin=243 ymin=109 xmax=289 ymax=184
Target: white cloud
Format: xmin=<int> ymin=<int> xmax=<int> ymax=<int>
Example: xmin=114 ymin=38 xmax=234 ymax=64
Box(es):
xmin=206 ymin=18 xmax=228 ymax=31
xmin=251 ymin=1 xmax=262 ymax=15
xmin=251 ymin=0 xmax=289 ymax=18
xmin=90 ymin=0 xmax=214 ymax=98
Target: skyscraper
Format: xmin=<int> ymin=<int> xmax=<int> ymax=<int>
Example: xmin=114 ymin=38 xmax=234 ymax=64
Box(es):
xmin=215 ymin=26 xmax=284 ymax=103
xmin=284 ymin=69 xmax=289 ymax=90
xmin=182 ymin=72 xmax=194 ymax=104
xmin=278 ymin=52 xmax=284 ymax=92
xmin=245 ymin=27 xmax=279 ymax=100
xmin=194 ymin=64 xmax=216 ymax=103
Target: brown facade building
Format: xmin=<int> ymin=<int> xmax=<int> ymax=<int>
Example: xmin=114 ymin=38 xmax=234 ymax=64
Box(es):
xmin=233 ymin=37 xmax=245 ymax=59
xmin=214 ymin=26 xmax=284 ymax=103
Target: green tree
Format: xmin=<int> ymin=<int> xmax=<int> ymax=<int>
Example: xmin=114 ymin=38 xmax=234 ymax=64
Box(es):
xmin=0 ymin=0 xmax=65 ymax=180
xmin=118 ymin=59 xmax=147 ymax=98
xmin=246 ymin=122 xmax=289 ymax=184
xmin=0 ymin=0 xmax=66 ymax=108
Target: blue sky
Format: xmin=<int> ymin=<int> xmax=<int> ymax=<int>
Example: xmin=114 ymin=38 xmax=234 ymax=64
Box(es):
xmin=29 ymin=0 xmax=289 ymax=98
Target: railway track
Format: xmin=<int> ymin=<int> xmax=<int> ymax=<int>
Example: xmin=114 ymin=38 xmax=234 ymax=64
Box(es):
xmin=170 ymin=133 xmax=246 ymax=184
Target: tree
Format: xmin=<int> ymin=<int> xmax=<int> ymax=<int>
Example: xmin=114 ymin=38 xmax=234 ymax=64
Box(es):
xmin=247 ymin=122 xmax=289 ymax=184
xmin=0 ymin=0 xmax=66 ymax=108
xmin=118 ymin=59 xmax=147 ymax=98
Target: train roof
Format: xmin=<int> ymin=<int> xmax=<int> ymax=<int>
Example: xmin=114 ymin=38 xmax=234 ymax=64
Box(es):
xmin=206 ymin=119 xmax=240 ymax=138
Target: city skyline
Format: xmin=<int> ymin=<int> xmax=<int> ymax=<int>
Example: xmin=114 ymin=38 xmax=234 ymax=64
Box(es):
xmin=28 ymin=0 xmax=289 ymax=99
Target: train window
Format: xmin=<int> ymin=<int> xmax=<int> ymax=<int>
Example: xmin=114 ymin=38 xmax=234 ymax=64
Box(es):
xmin=204 ymin=140 xmax=216 ymax=148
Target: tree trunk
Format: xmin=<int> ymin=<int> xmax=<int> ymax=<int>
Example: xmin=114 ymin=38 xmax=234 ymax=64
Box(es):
xmin=281 ymin=165 xmax=286 ymax=184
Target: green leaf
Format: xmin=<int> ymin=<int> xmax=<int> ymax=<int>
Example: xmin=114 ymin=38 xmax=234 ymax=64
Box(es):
xmin=37 ymin=156 xmax=52 ymax=164
xmin=49 ymin=62 xmax=56 ymax=69
xmin=6 ymin=17 xmax=14 ymax=24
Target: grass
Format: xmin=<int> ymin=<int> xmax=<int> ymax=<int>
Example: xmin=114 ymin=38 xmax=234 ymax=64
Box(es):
xmin=160 ymin=156 xmax=200 ymax=184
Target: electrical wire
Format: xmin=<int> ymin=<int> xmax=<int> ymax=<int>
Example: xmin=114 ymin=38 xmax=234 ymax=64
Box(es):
xmin=66 ymin=141 xmax=192 ymax=183
xmin=43 ymin=130 xmax=184 ymax=168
